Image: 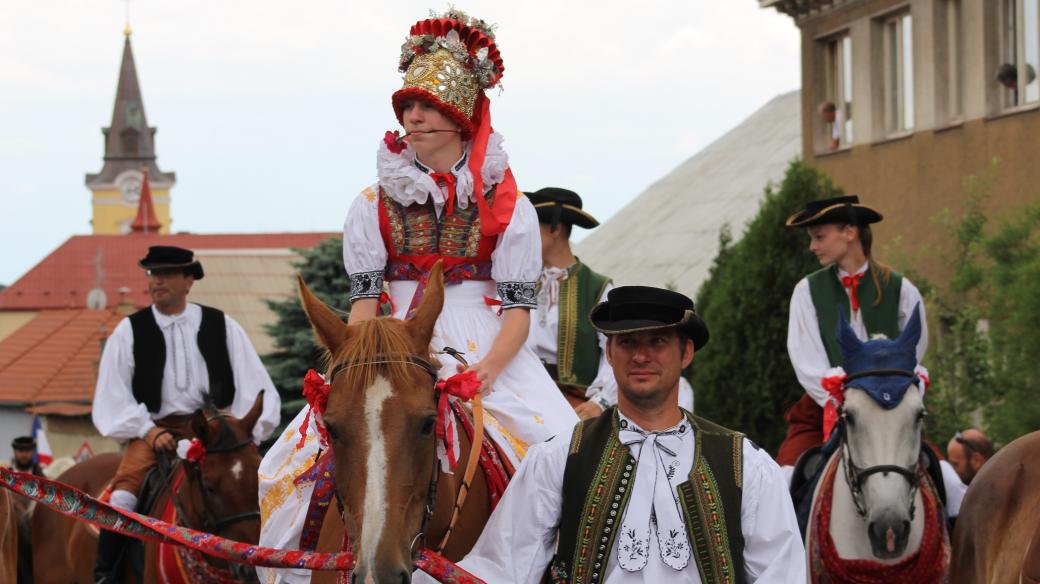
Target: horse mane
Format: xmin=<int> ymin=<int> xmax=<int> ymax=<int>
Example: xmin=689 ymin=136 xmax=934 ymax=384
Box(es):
xmin=327 ymin=316 xmax=433 ymax=390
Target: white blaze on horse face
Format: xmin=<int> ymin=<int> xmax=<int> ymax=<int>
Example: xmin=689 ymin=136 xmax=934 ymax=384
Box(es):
xmin=360 ymin=375 xmax=394 ymax=573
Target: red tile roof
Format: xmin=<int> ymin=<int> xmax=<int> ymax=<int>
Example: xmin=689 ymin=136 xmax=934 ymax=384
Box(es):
xmin=0 ymin=309 xmax=127 ymax=406
xmin=0 ymin=232 xmax=338 ymax=310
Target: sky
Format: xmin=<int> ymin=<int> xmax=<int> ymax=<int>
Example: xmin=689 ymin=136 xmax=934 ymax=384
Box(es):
xmin=0 ymin=1 xmax=799 ymax=286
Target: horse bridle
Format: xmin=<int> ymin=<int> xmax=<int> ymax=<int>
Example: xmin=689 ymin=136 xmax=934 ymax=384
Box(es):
xmin=838 ymin=368 xmax=924 ymax=519
xmin=174 ymin=414 xmax=262 ymax=536
xmin=325 ymin=347 xmax=466 ymax=558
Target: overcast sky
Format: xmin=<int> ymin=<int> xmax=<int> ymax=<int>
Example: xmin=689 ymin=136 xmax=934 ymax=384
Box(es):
xmin=0 ymin=1 xmax=799 ymax=285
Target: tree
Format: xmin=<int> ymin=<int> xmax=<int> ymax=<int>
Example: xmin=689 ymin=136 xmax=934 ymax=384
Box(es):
xmin=690 ymin=160 xmax=842 ymax=453
xmin=262 ymin=236 xmax=350 ymax=438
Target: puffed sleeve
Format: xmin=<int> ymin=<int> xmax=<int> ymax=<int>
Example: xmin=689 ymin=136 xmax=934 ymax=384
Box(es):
xmin=898 ymin=278 xmax=929 ymax=362
xmin=224 ymin=315 xmax=282 ymax=443
xmin=740 ymin=439 xmax=807 ymax=582
xmin=91 ymin=318 xmax=156 ymax=440
xmin=490 ymin=194 xmax=540 ymax=310
xmin=342 ymin=185 xmax=388 ymax=302
xmin=787 ymin=278 xmax=833 ymax=407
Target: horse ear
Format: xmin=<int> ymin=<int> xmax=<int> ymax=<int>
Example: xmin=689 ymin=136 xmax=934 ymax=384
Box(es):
xmin=297 ymin=274 xmax=349 ymax=353
xmin=239 ymin=390 xmax=265 ymax=435
xmin=897 ymin=304 xmax=923 ymax=354
xmin=836 ymin=310 xmax=863 ymax=360
xmin=405 ymin=260 xmax=445 ymax=352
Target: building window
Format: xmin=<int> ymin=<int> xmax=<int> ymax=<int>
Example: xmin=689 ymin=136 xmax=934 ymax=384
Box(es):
xmin=820 ymin=33 xmax=853 ymax=151
xmin=998 ymin=0 xmax=1040 ymax=109
xmin=937 ymin=0 xmax=964 ymax=122
xmin=882 ymin=11 xmax=915 ymax=134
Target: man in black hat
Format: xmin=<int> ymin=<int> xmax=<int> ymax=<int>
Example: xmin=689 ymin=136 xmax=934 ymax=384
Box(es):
xmin=9 ymin=436 xmax=43 ymax=476
xmin=420 ymin=286 xmax=804 ymax=583
xmin=525 ymin=188 xmax=694 ymax=421
xmin=90 ymin=245 xmax=280 ymax=583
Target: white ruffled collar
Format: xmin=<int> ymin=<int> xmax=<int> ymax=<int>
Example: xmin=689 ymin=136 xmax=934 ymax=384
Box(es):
xmin=376 ymin=132 xmax=508 ymax=209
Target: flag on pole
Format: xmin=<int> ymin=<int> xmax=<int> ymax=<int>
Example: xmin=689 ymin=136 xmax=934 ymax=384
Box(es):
xmin=31 ymin=415 xmax=53 ymax=467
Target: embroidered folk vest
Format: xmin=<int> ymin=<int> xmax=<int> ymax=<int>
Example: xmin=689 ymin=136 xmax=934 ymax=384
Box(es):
xmin=128 ymin=305 xmax=235 ymax=413
xmin=807 ymin=265 xmax=903 ymax=367
xmin=552 ymin=408 xmax=746 ymax=584
xmin=555 ymin=261 xmax=611 ymax=389
xmin=377 ymin=186 xmax=499 ymax=276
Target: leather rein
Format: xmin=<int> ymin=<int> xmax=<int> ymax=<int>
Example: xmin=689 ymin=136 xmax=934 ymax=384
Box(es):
xmin=325 ymin=346 xmax=485 ymax=556
xmin=838 ymin=368 xmax=925 ymax=519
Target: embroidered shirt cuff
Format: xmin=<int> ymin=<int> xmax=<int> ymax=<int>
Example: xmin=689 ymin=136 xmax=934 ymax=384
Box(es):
xmin=349 ymin=271 xmax=384 ymax=301
xmin=497 ymin=281 xmax=537 ymax=309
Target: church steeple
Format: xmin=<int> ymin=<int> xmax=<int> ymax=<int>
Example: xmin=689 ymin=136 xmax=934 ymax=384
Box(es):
xmin=86 ymin=31 xmax=175 ymax=235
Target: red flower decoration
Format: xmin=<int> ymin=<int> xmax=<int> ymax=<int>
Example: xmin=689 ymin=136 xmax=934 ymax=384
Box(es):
xmin=821 ymin=375 xmax=847 ymax=400
xmin=185 ymin=438 xmax=206 ymax=464
xmin=436 ymin=370 xmax=482 ymax=401
xmin=384 ymin=130 xmax=406 ymax=154
xmin=297 ymin=369 xmax=332 ymax=449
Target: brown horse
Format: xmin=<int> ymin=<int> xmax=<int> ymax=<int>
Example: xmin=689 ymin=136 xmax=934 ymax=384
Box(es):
xmin=0 ymin=486 xmax=17 ymax=582
xmin=32 ymin=394 xmax=266 ymax=583
xmin=297 ymin=263 xmax=495 ymax=584
xmin=951 ymin=430 xmax=1040 ymax=584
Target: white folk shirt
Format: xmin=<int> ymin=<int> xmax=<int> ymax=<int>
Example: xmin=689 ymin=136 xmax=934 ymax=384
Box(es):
xmin=413 ymin=410 xmax=806 ymax=583
xmin=787 ymin=262 xmax=928 ymax=407
xmin=92 ymin=303 xmax=281 ymax=443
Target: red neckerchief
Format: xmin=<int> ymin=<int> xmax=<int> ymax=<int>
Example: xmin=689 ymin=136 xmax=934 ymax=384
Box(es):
xmin=842 ymin=272 xmax=865 ymax=312
xmin=430 ymin=171 xmax=459 ymax=218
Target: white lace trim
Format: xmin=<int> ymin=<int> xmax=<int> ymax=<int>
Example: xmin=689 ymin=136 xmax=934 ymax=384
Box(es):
xmin=375 ymin=132 xmax=508 ymax=208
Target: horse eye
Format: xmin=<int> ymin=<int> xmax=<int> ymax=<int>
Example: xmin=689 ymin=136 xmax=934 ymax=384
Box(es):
xmin=916 ymin=410 xmax=928 ymax=422
xmin=325 ymin=423 xmax=340 ymax=441
xmin=420 ymin=415 xmax=436 ymax=436
xmin=844 ymin=412 xmax=855 ymax=425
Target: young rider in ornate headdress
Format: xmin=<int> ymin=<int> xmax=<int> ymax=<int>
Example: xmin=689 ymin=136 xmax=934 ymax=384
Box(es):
xmin=257 ymin=12 xmax=578 ymax=581
xmin=777 ymin=196 xmax=929 ymax=474
xmin=525 ymin=187 xmax=694 ymax=420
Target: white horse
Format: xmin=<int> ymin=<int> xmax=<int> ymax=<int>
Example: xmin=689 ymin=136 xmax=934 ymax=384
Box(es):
xmin=806 ymin=307 xmax=950 ymax=581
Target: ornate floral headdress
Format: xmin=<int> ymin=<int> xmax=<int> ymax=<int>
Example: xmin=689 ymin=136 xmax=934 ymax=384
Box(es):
xmin=392 ymin=9 xmax=504 ymax=135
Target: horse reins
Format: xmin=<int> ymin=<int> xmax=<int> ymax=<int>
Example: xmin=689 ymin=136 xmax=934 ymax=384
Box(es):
xmin=325 ymin=346 xmax=486 ymax=557
xmin=838 ymin=367 xmax=924 ymax=519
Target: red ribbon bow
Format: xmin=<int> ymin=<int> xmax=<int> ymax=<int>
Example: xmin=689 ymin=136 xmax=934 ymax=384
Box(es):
xmin=297 ymin=369 xmax=332 ymax=449
xmin=821 ymin=374 xmax=848 ymax=441
xmin=434 ymin=370 xmax=482 ymax=469
xmin=841 ymin=272 xmax=865 ymax=312
xmin=430 ymin=172 xmax=459 ymax=218
xmin=185 ymin=438 xmax=206 ymax=464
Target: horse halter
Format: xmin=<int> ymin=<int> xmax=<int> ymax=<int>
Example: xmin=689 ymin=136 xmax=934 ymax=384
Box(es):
xmin=838 ymin=368 xmax=924 ymax=519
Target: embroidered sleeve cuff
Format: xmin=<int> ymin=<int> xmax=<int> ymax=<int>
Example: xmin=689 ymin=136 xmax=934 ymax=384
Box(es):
xmin=349 ymin=271 xmax=384 ymax=301
xmin=497 ymin=281 xmax=537 ymax=309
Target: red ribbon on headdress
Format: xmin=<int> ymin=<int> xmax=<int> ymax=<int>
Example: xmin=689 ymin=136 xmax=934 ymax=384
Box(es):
xmin=434 ymin=370 xmax=482 ymax=469
xmin=468 ymin=95 xmax=517 ymax=237
xmin=821 ymin=372 xmax=848 ymax=441
xmin=296 ymin=369 xmax=331 ymax=449
xmin=841 ymin=273 xmax=865 ymax=312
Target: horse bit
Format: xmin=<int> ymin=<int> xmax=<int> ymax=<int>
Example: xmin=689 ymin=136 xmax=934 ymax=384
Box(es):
xmin=838 ymin=368 xmax=925 ymax=519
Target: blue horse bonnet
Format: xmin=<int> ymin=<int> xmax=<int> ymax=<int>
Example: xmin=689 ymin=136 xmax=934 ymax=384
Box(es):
xmin=836 ymin=305 xmax=923 ymax=409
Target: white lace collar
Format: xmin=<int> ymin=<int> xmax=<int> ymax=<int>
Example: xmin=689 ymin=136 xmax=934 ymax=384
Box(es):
xmin=376 ymin=132 xmax=508 ymax=208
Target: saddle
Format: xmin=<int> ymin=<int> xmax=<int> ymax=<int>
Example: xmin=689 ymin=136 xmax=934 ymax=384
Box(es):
xmin=789 ymin=424 xmax=947 ymax=538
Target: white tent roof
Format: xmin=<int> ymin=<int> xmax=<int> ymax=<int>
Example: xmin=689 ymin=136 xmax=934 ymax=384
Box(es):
xmin=575 ymin=90 xmax=801 ymax=299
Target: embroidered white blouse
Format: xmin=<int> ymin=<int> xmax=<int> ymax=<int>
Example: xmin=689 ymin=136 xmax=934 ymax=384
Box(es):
xmin=413 ymin=410 xmax=806 ymax=583
xmin=787 ymin=262 xmax=929 ymax=407
xmin=92 ymin=303 xmax=281 ymax=443
xmin=342 ymin=133 xmax=541 ymax=308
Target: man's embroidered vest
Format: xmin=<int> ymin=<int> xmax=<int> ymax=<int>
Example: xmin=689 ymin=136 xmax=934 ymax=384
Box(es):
xmin=377 ymin=186 xmax=498 ymax=277
xmin=806 ymin=265 xmax=903 ymax=367
xmin=127 ymin=305 xmax=235 ymax=413
xmin=551 ymin=408 xmax=746 ymax=584
xmin=555 ymin=261 xmax=611 ymax=389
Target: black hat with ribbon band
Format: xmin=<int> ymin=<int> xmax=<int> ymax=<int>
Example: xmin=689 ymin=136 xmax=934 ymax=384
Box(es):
xmin=785 ymin=195 xmax=883 ymax=228
xmin=11 ymin=436 xmax=36 ymax=451
xmin=138 ymin=245 xmax=204 ymax=279
xmin=527 ymin=187 xmax=600 ymax=230
xmin=589 ymin=286 xmax=709 ymax=350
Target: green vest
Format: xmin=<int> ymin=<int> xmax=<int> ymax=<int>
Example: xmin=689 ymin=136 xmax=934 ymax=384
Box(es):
xmin=551 ymin=407 xmax=746 ymax=584
xmin=555 ymin=260 xmax=611 ymax=389
xmin=807 ymin=265 xmax=903 ymax=367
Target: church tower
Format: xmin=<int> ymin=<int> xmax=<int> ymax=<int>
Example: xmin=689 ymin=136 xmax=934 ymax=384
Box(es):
xmin=86 ymin=29 xmax=175 ymax=234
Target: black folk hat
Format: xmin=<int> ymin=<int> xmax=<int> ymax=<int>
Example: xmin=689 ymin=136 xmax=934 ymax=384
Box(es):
xmin=11 ymin=436 xmax=36 ymax=451
xmin=138 ymin=246 xmax=205 ymax=279
xmin=589 ymin=286 xmax=709 ymax=350
xmin=785 ymin=195 xmax=883 ymax=228
xmin=527 ymin=187 xmax=601 ymax=230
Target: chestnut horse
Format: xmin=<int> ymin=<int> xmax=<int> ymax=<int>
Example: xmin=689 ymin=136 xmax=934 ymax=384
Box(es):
xmin=297 ymin=264 xmax=494 ymax=583
xmin=952 ymin=430 xmax=1040 ymax=584
xmin=32 ymin=394 xmax=265 ymax=583
xmin=0 ymin=487 xmax=16 ymax=582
